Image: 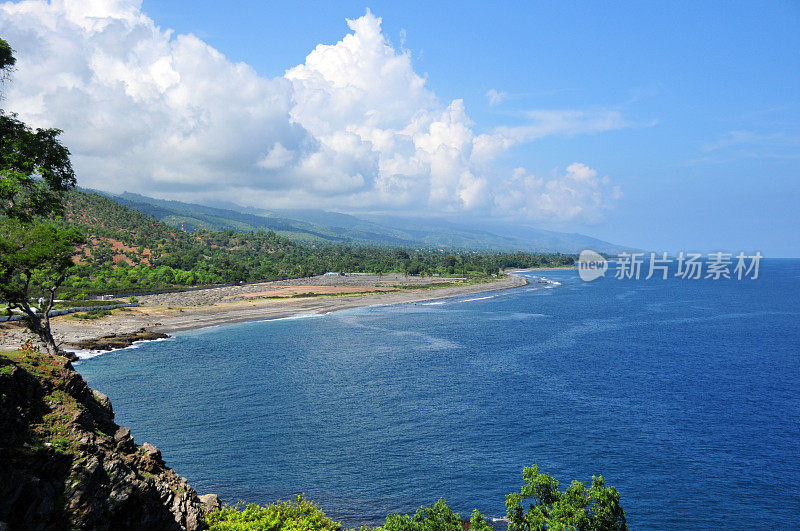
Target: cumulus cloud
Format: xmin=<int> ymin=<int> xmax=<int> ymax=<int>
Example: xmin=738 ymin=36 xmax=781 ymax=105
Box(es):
xmin=493 ymin=163 xmax=622 ymax=223
xmin=0 ymin=1 xmax=622 ymax=222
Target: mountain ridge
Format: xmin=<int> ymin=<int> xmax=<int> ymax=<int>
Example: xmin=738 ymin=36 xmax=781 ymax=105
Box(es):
xmin=86 ymin=189 xmax=633 ymax=254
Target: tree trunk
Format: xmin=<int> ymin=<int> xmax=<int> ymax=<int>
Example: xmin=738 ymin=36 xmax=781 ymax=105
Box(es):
xmin=24 ymin=310 xmax=60 ymax=356
xmin=14 ymin=283 xmax=62 ymax=356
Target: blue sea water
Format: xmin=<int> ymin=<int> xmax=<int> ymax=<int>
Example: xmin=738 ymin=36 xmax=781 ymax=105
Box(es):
xmin=76 ymin=260 xmax=800 ymax=529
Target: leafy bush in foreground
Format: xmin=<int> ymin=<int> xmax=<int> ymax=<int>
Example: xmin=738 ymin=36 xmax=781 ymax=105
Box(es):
xmin=505 ymin=465 xmax=627 ymax=531
xmin=205 ymin=465 xmax=625 ymax=531
xmin=382 ymin=498 xmax=480 ymax=531
xmin=205 ymin=496 xmax=340 ymax=531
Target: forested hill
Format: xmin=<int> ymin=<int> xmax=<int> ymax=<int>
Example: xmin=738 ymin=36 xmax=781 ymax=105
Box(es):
xmin=64 ymin=189 xmax=299 ymax=267
xmin=58 ymin=189 xmax=575 ymax=296
xmin=89 ymin=189 xmax=633 ymax=254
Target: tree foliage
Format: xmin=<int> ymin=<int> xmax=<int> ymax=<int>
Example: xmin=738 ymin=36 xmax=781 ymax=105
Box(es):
xmin=0 ymin=36 xmax=81 ymax=354
xmin=1 ymin=38 xmax=75 ymax=221
xmin=0 ymin=219 xmax=84 ymax=354
xmin=204 ymin=495 xmax=340 ymax=531
xmin=505 ymin=465 xmax=627 ymax=531
xmin=0 ymin=37 xmax=14 ymax=76
xmin=0 ymin=113 xmax=76 ymax=220
xmin=382 ymin=499 xmax=464 ymax=531
xmin=204 ymin=466 xmax=624 ymax=531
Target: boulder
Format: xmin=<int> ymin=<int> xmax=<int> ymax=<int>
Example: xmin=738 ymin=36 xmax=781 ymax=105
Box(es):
xmin=92 ymin=390 xmax=112 ymax=413
xmin=114 ymin=426 xmax=134 ymax=451
xmin=142 ymin=442 xmax=163 ymax=463
xmin=199 ymin=493 xmax=221 ymax=513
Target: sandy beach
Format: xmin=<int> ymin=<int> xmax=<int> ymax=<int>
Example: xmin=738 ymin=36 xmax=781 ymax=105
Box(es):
xmin=0 ymin=272 xmax=530 ymax=351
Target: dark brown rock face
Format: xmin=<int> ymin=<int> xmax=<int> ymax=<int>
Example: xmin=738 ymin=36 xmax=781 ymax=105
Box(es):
xmin=0 ymin=350 xmax=211 ymax=530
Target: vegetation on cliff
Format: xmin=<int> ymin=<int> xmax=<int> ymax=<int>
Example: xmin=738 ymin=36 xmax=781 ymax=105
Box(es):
xmin=0 ymin=348 xmax=217 ymax=529
xmin=204 ymin=470 xmax=626 ymax=531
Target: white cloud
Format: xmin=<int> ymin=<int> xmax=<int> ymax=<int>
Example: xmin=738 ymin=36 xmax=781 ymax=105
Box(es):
xmin=494 ymin=163 xmax=622 ymax=224
xmin=0 ymin=1 xmax=623 ymax=222
xmin=495 ymin=110 xmax=630 ymax=142
xmin=486 ymin=88 xmax=506 ymax=106
xmin=257 ymin=143 xmax=294 ymax=170
xmin=702 ymin=130 xmax=800 ymax=154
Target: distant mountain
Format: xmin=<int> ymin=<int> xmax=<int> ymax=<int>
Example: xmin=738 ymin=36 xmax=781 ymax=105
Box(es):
xmin=103 ymin=191 xmax=414 ymax=246
xmin=360 ymin=214 xmax=635 ymax=254
xmin=87 ymin=189 xmax=633 ymax=254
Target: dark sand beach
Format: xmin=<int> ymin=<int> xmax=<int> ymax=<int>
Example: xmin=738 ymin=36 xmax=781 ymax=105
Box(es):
xmin=0 ymin=273 xmax=530 ymax=351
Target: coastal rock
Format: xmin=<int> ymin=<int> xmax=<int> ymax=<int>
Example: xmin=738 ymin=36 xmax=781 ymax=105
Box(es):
xmin=114 ymin=426 xmax=135 ymax=452
xmin=67 ymin=328 xmax=169 ymax=351
xmin=0 ymin=349 xmax=214 ymax=530
xmin=199 ymin=494 xmax=221 ymax=512
xmin=93 ymin=389 xmax=113 ymax=413
xmin=142 ymin=442 xmax=163 ymax=463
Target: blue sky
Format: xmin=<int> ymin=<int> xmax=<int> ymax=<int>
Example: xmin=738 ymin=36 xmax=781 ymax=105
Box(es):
xmin=2 ymin=1 xmax=798 ymax=254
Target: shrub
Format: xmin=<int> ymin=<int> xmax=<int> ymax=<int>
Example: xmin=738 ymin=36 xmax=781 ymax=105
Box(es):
xmin=383 ymin=499 xmax=466 ymax=531
xmin=505 ymin=465 xmax=627 ymax=531
xmin=205 ymin=495 xmax=340 ymax=531
xmin=204 ymin=465 xmax=624 ymax=531
xmin=71 ymin=309 xmax=112 ymax=320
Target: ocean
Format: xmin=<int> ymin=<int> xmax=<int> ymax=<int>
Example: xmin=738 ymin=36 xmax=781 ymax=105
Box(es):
xmin=75 ymin=260 xmax=800 ymax=529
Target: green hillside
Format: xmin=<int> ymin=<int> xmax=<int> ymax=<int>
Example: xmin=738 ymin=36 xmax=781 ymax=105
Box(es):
xmin=58 ymin=190 xmax=575 ymax=296
xmin=90 ymin=190 xmax=632 ymax=253
xmin=110 ymin=191 xmax=414 ymax=245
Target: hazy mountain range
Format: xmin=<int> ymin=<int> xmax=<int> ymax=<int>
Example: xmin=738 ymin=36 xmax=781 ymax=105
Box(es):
xmin=89 ymin=190 xmax=632 ymax=254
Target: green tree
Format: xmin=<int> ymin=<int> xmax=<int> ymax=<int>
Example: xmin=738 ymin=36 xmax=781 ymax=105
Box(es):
xmin=0 ymin=113 xmax=76 ymax=219
xmin=383 ymin=499 xmax=470 ymax=531
xmin=0 ymin=36 xmax=14 ymax=75
xmin=470 ymin=509 xmax=494 ymax=531
xmin=0 ymin=37 xmax=81 ymax=354
xmin=1 ymin=37 xmax=75 ymax=219
xmin=0 ymin=220 xmax=84 ymax=354
xmin=505 ymin=465 xmax=627 ymax=531
xmin=443 ymin=254 xmax=457 ymax=274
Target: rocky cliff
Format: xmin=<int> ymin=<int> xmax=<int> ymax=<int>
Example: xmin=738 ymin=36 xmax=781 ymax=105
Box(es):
xmin=0 ymin=349 xmax=219 ymax=530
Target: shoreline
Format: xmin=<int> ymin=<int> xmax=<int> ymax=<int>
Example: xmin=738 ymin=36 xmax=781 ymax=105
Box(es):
xmin=508 ymin=266 xmax=577 ymax=272
xmin=0 ymin=273 xmax=532 ymax=352
xmin=148 ymin=275 xmax=529 ymax=336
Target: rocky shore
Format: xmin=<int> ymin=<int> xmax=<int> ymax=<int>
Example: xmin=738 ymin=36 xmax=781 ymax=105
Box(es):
xmin=0 ymin=349 xmax=220 ymax=529
xmin=67 ymin=330 xmax=169 ymax=351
